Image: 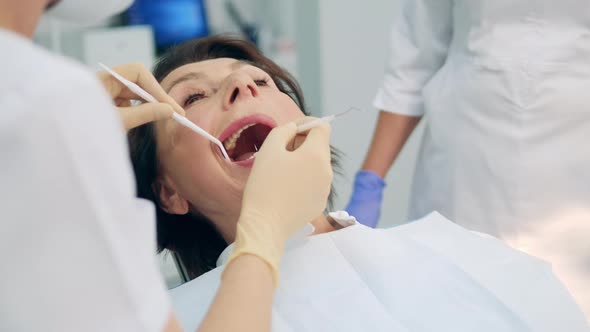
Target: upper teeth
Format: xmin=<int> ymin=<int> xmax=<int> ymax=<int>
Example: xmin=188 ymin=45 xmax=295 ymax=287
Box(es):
xmin=223 ymin=123 xmax=256 ymax=151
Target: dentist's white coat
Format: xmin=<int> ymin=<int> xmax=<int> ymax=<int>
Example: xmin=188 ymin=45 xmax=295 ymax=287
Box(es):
xmin=374 ymin=0 xmax=590 ymax=314
xmin=0 ymin=28 xmax=170 ymax=332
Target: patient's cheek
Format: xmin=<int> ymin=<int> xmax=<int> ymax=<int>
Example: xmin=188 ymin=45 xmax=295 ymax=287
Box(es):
xmin=155 ymin=120 xmax=179 ymax=153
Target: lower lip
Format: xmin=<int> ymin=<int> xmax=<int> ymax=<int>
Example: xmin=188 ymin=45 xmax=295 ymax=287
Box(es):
xmin=215 ymin=146 xmax=255 ymax=167
xmin=233 ymin=157 xmax=255 ymax=167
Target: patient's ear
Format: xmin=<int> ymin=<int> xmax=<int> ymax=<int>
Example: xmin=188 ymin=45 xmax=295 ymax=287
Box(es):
xmin=154 ymin=175 xmax=189 ymax=215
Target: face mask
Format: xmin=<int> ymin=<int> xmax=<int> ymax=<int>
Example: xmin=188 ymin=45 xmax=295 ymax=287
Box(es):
xmin=45 ymin=0 xmax=133 ymax=24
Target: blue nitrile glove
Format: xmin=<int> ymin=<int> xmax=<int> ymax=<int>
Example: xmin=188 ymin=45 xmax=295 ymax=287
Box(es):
xmin=344 ymin=170 xmax=386 ymax=228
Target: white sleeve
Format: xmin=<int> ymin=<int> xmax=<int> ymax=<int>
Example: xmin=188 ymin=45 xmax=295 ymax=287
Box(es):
xmin=374 ymin=0 xmax=453 ymax=116
xmin=0 ymin=70 xmax=170 ymax=332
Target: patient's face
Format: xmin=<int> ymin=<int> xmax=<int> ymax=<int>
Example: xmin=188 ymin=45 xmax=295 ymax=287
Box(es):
xmin=156 ymin=58 xmax=304 ymax=241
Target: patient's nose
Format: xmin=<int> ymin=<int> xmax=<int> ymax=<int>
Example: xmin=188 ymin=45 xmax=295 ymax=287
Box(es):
xmin=223 ymin=77 xmax=259 ymax=110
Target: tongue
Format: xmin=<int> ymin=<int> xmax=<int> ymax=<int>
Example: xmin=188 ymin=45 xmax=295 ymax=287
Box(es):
xmin=235 ymin=152 xmax=256 ymax=162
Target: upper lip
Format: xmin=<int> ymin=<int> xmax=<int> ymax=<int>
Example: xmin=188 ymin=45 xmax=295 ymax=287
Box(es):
xmin=218 ymin=114 xmax=277 ymax=144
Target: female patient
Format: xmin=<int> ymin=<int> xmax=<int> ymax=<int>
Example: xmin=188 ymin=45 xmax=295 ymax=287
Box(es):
xmin=128 ymin=35 xmax=339 ymax=278
xmin=128 ymin=36 xmax=588 ymax=331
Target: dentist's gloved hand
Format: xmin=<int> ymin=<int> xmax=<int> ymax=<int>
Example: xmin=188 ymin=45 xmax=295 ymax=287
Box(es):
xmin=344 ymin=170 xmax=386 ymax=228
xmin=226 ymin=122 xmax=333 ymax=286
xmin=97 ymin=63 xmax=185 ymax=130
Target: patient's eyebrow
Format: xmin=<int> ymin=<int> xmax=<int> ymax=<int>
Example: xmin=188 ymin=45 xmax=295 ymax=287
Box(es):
xmin=230 ymin=61 xmax=249 ymax=70
xmin=165 ymin=72 xmax=207 ymax=93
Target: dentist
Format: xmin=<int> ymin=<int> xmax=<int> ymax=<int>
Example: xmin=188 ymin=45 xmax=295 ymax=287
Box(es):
xmin=0 ymin=1 xmax=333 ymax=332
xmin=345 ymin=0 xmax=590 ymax=316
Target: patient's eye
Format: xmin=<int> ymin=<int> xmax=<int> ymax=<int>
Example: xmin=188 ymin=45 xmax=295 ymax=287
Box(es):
xmin=184 ymin=92 xmax=206 ymax=107
xmin=254 ymin=78 xmax=269 ymax=87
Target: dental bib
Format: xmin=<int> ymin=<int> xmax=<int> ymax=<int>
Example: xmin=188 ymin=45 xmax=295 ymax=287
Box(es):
xmin=170 ymin=212 xmax=588 ymax=331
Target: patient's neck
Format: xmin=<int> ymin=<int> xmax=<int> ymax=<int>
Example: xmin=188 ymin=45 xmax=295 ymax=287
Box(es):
xmin=311 ymin=215 xmax=337 ymax=234
xmin=0 ymin=2 xmax=44 ymax=38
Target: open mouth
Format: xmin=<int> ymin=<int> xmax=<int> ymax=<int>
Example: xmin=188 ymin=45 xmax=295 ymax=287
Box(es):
xmin=222 ymin=123 xmax=273 ymax=162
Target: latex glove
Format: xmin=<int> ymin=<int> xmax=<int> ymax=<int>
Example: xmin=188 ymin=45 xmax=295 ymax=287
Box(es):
xmin=288 ymin=116 xmax=326 ymax=150
xmin=226 ymin=122 xmax=333 ymax=286
xmin=97 ymin=63 xmax=185 ymax=130
xmin=344 ymin=170 xmax=386 ymax=228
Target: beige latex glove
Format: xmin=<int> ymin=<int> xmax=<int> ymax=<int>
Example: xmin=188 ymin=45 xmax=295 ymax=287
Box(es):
xmin=97 ymin=63 xmax=185 ymax=130
xmin=288 ymin=116 xmax=323 ymax=151
xmin=226 ymin=121 xmax=333 ymax=286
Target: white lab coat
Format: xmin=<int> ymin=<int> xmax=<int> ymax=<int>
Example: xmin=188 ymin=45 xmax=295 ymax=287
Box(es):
xmin=0 ymin=29 xmax=170 ymax=332
xmin=171 ymin=212 xmax=589 ymax=332
xmin=374 ymin=0 xmax=590 ymax=315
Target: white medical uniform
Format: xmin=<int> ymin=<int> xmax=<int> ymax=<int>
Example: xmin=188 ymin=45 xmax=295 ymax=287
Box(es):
xmin=170 ymin=212 xmax=589 ymax=332
xmin=0 ymin=29 xmax=170 ymax=332
xmin=374 ymin=0 xmax=590 ymax=314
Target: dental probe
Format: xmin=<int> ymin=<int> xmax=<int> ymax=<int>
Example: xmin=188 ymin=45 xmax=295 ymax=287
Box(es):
xmin=245 ymin=107 xmax=361 ymax=161
xmin=99 ymin=63 xmax=230 ymax=160
xmin=296 ymin=107 xmax=360 ymax=134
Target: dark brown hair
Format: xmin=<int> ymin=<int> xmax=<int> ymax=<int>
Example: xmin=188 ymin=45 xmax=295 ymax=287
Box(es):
xmin=128 ymin=35 xmax=339 ymax=279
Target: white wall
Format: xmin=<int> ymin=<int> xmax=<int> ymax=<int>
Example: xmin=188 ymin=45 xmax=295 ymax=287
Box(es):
xmin=295 ymin=0 xmax=425 ymax=227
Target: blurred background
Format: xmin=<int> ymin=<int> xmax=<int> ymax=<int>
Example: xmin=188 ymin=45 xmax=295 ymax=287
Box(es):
xmin=34 ymin=0 xmax=424 ymax=287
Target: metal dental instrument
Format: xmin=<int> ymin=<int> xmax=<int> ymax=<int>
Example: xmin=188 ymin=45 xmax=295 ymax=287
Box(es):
xmin=247 ymin=107 xmax=360 ymax=160
xmin=99 ymin=63 xmax=230 ymax=160
xmin=296 ymin=107 xmax=360 ymax=133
